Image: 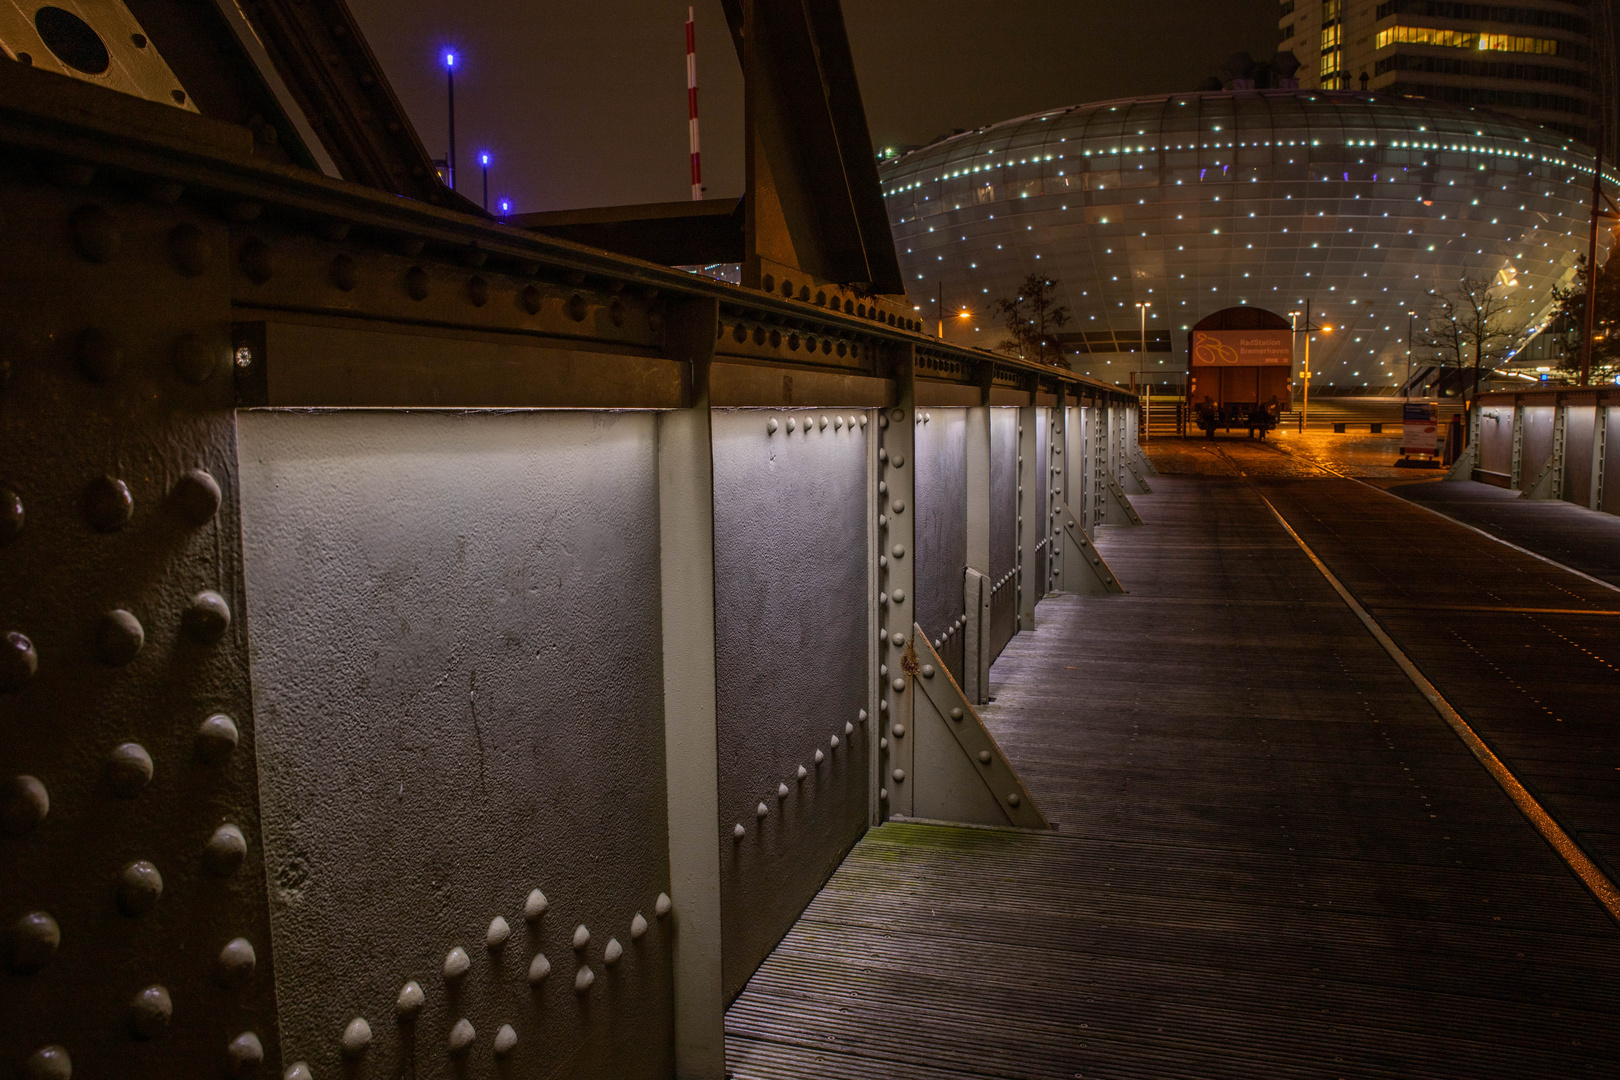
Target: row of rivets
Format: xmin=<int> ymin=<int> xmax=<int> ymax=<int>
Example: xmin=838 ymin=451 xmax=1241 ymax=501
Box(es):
xmin=730 ymin=713 xmax=860 ymax=839
xmin=765 ymin=413 xmax=868 ymax=435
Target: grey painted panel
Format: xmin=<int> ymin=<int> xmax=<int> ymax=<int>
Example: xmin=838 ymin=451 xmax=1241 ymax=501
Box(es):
xmin=1035 ymin=408 xmax=1049 ymax=592
xmin=1480 ymin=410 xmax=1515 ymax=476
xmin=914 ymin=409 xmax=967 ymax=682
xmin=711 ymin=409 xmax=871 ymax=1002
xmin=1606 ymin=409 xmax=1620 ymax=515
xmin=237 ymin=411 xmax=672 ymax=1080
xmin=1520 ymin=406 xmax=1554 ymax=490
xmin=989 ymin=409 xmax=1018 ymax=660
xmin=1564 ymin=406 xmax=1595 ymax=504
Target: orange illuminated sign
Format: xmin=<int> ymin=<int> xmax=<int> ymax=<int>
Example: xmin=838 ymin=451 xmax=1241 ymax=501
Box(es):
xmin=1190 ymin=329 xmax=1293 ymax=366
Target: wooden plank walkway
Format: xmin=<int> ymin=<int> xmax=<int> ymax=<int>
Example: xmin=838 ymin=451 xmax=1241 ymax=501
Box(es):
xmin=1392 ymin=479 xmax=1620 ymax=587
xmin=725 ymin=474 xmax=1620 ymax=1080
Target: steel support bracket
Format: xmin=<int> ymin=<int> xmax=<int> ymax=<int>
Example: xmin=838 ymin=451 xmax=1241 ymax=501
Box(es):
xmin=1054 ymin=497 xmax=1127 ymax=595
xmin=906 ymin=626 xmax=1050 ymax=829
xmin=1102 ymin=477 xmax=1145 ymax=527
xmin=1123 ymin=454 xmax=1153 ymax=495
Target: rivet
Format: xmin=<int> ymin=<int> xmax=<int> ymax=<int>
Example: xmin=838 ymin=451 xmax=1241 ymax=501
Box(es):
xmin=815 ymin=749 xmax=825 ymax=763
xmin=630 ymin=912 xmax=649 ymax=940
xmin=892 ymin=768 xmax=905 ymax=782
xmin=4 ymin=911 xmax=60 ymax=975
xmin=776 ymin=782 xmax=789 ymax=799
xmin=329 ymin=252 xmax=359 ymax=291
xmin=528 ymin=952 xmax=552 ymax=984
xmin=892 ymin=544 xmax=906 ymax=558
xmin=69 ymin=203 xmax=120 ymax=263
xmin=891 ymin=500 xmax=906 ymax=513
xmin=933 ymin=638 xmax=941 ymax=647
xmin=892 ymin=723 xmax=906 ymax=738
xmin=521 ymin=283 xmax=543 ymax=314
xmin=574 ymin=967 xmax=595 ymax=994
xmin=2 ymin=775 xmax=49 ymax=833
xmin=921 ymin=664 xmax=935 ymax=678
xmin=786 ymin=417 xmax=797 ymax=432
xmin=767 ymin=418 xmax=779 ymax=434
xmin=97 ymin=609 xmax=145 ymax=666
xmin=468 ymin=275 xmax=489 ymax=307
xmin=106 ymin=742 xmax=153 ymax=796
xmin=397 ymin=979 xmax=425 ymax=1016
xmin=172 ymin=332 xmax=217 ymax=385
xmin=845 ymin=721 xmax=854 ymax=735
xmin=878 ymin=699 xmax=888 ymax=712
xmin=755 ymin=801 xmax=768 ymax=819
xmin=173 ymin=469 xmax=222 ymax=526
xmin=879 ymin=787 xmax=888 ymax=800
xmin=204 ymin=823 xmax=247 ymax=876
xmin=22 ymin=1044 xmax=70 ymax=1080
xmin=404 ymin=265 xmax=430 ymax=300
xmin=183 ymin=591 xmax=231 ymax=643
xmin=878 ymin=592 xmax=889 ymax=606
xmin=951 ymin=707 xmax=964 ymax=720
xmin=878 ymin=447 xmax=888 ymax=462
xmin=524 ymin=888 xmax=549 ymax=920
xmin=75 ymin=327 xmax=123 ymax=383
xmin=656 ymin=892 xmax=673 ymax=917
xmin=857 ymin=709 xmax=867 ymax=723
xmin=572 ymin=924 xmax=590 ymax=950
xmin=830 ymin=735 xmax=840 ymax=749
xmin=117 ymin=859 xmax=163 ymax=916
xmin=732 ymin=823 xmax=745 ymax=839
xmin=604 ymin=937 xmax=623 ymax=966
xmin=284 ymin=1063 xmax=313 ymax=1080
xmin=819 ymin=415 xmax=828 ymax=430
xmin=879 ymin=514 xmax=887 ymax=528
xmin=127 ymin=984 xmax=173 ymax=1040
xmin=494 ymin=1024 xmax=518 ymax=1057
xmin=858 ymin=415 xmax=868 ymax=427
xmin=238 ymin=237 xmax=272 ymax=284
xmin=443 ymin=945 xmax=471 ymax=980
xmin=487 ymin=915 xmax=511 ymax=949
xmin=834 ymin=416 xmax=844 ymax=429
xmin=448 ymin=1018 xmax=476 ymax=1055
xmin=1008 ymin=793 xmax=1022 ymax=807
xmin=891 ymin=677 xmax=905 ymax=692
xmin=796 ymin=765 xmax=807 ymax=780
xmin=196 ymin=713 xmax=239 ymax=764
xmin=891 ymin=589 xmax=905 ymax=603
xmin=83 ymin=476 xmax=133 ymax=532
xmin=0 ymin=487 xmax=20 ymax=544
xmin=978 ymin=750 xmax=992 ymax=764
xmin=211 ymin=936 xmax=257 ymax=988
xmin=566 ymin=293 xmax=588 ymax=321
xmin=341 ymin=1017 xmax=372 ymax=1057
xmin=890 ymin=454 xmax=906 ymax=468
xmin=227 ymin=1033 xmax=263 ymax=1076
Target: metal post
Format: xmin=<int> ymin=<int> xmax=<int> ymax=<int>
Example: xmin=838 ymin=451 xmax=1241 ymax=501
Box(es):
xmin=964 ymin=400 xmax=992 ymax=704
xmin=1017 ymin=399 xmax=1040 ymax=631
xmin=480 ymin=153 xmax=489 ymax=212
xmin=657 ymin=297 xmax=725 ymax=1080
xmin=1048 ymin=388 xmax=1067 ymax=593
xmin=1302 ymin=299 xmax=1312 ymax=433
xmin=877 ymin=346 xmax=917 ymax=821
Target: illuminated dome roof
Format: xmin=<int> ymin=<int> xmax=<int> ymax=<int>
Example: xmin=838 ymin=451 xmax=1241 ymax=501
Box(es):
xmin=880 ymin=90 xmax=1615 ymax=390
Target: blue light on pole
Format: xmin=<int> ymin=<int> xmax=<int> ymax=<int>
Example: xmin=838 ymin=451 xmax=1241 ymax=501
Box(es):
xmin=479 ymin=152 xmax=491 ymax=211
xmin=443 ymin=51 xmax=457 ymax=191
xmin=499 ymin=199 xmax=511 ymax=217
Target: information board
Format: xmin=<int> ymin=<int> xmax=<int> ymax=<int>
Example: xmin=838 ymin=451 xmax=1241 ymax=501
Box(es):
xmin=1190 ymin=329 xmax=1293 ymax=367
xmin=1402 ymin=400 xmax=1439 ymax=455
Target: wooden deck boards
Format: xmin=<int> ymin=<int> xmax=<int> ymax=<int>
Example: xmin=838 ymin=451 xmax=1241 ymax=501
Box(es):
xmin=725 ymin=475 xmax=1620 ymax=1080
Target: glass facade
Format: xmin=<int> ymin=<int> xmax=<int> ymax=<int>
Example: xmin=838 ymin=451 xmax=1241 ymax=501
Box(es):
xmin=880 ymin=90 xmax=1616 ymax=390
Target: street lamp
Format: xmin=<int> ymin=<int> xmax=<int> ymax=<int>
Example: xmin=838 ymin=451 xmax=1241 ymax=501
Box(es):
xmin=479 ymin=152 xmax=491 ymax=212
xmin=1134 ymin=301 xmax=1151 ymax=389
xmin=1290 ymin=301 xmax=1330 ymax=432
xmin=443 ymin=51 xmax=458 ymax=192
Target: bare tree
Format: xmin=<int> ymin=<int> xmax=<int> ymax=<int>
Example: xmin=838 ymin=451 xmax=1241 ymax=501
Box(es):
xmin=1550 ymin=255 xmax=1620 ymax=382
xmin=993 ymin=274 xmax=1071 ymax=369
xmin=1413 ymin=279 xmax=1523 ymax=399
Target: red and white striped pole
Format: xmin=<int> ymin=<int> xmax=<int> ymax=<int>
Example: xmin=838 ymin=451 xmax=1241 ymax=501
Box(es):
xmin=686 ymin=7 xmax=702 ymax=200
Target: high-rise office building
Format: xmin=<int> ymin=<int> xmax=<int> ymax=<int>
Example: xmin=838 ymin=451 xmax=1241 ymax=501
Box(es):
xmin=1280 ymin=0 xmax=1613 ymax=147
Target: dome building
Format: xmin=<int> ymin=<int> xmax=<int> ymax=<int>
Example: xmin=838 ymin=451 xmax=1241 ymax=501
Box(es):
xmin=879 ymin=90 xmax=1615 ymax=391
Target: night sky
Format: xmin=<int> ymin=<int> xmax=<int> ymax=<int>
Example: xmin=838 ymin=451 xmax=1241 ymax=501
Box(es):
xmin=347 ymin=0 xmax=1280 ymax=214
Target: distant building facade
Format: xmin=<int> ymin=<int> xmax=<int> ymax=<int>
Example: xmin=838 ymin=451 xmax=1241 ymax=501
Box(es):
xmin=1280 ymin=0 xmax=1607 ymax=146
